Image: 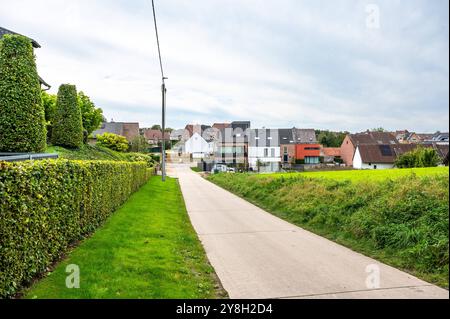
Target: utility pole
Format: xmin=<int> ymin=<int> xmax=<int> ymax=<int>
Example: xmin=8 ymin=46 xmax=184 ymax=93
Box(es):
xmin=161 ymin=78 xmax=167 ymax=181
xmin=151 ymin=0 xmax=167 ymax=182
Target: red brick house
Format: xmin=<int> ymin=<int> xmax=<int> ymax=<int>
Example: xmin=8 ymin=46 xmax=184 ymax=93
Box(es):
xmin=340 ymin=131 xmax=399 ymax=166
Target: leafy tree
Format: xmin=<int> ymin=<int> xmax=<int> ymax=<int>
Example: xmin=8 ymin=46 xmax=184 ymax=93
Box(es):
xmin=41 ymin=91 xmax=57 ymax=140
xmin=395 ymin=147 xmax=440 ymax=168
xmin=78 ymin=91 xmax=103 ymax=135
xmin=151 ymin=124 xmax=162 ymax=130
xmin=165 ymin=127 xmax=174 ymax=133
xmin=315 ymin=130 xmax=348 ymax=147
xmin=52 ymin=84 xmax=84 ymax=148
xmin=0 ymin=34 xmax=47 ymax=152
xmin=371 ymin=127 xmax=387 ymax=132
xmin=97 ymin=132 xmax=129 ymax=152
xmin=130 ymin=135 xmax=149 ymax=152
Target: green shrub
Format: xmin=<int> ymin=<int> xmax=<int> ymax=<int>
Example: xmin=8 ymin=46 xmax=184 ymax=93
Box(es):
xmin=395 ymin=147 xmax=440 ymax=168
xmin=130 ymin=135 xmax=149 ymax=152
xmin=0 ymin=159 xmax=152 ymax=298
xmin=41 ymin=91 xmax=57 ymax=141
xmin=97 ymin=132 xmax=129 ymax=152
xmin=0 ymin=34 xmax=47 ymax=152
xmin=51 ymin=84 xmax=84 ymax=148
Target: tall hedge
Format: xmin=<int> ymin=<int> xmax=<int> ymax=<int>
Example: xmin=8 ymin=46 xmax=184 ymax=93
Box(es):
xmin=0 ymin=34 xmax=46 ymax=152
xmin=0 ymin=160 xmax=152 ymax=298
xmin=52 ymin=84 xmax=83 ymax=148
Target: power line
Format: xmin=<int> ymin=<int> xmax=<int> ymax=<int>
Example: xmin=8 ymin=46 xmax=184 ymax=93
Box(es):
xmin=150 ymin=0 xmax=168 ymax=182
xmin=151 ymin=0 xmax=165 ymax=80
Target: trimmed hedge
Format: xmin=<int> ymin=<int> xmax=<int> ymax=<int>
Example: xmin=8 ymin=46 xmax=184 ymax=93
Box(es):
xmin=52 ymin=84 xmax=84 ymax=148
xmin=0 ymin=160 xmax=152 ymax=298
xmin=0 ymin=34 xmax=47 ymax=152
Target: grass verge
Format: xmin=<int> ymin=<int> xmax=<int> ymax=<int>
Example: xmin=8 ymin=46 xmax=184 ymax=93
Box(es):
xmin=208 ymin=171 xmax=449 ymax=288
xmin=23 ymin=176 xmax=227 ymax=299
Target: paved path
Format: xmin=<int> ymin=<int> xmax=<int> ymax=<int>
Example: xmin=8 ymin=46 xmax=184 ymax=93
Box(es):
xmin=167 ymin=164 xmax=449 ymax=299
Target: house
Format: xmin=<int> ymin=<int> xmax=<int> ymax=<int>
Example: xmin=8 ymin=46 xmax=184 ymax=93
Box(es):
xmin=142 ymin=129 xmax=170 ymax=145
xmin=0 ymin=26 xmax=50 ymax=90
xmin=293 ymin=129 xmax=320 ymax=164
xmin=279 ymin=129 xmax=296 ymax=165
xmin=353 ymin=144 xmax=417 ymax=170
xmin=91 ymin=121 xmax=140 ymax=142
xmin=321 ymin=147 xmax=341 ymax=163
xmin=340 ymin=131 xmax=399 ymax=166
xmin=279 ymin=128 xmax=318 ymax=166
xmin=248 ymin=129 xmax=281 ymax=172
xmin=429 ymin=132 xmax=449 ymax=145
xmin=184 ymin=132 xmax=214 ymax=159
xmin=214 ymin=121 xmax=250 ymax=168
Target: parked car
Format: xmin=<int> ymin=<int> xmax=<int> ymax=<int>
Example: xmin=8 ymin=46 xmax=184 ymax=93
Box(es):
xmin=211 ymin=164 xmax=228 ymax=174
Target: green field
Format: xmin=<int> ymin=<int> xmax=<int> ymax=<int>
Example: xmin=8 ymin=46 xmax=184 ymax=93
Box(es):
xmin=208 ymin=168 xmax=449 ymax=288
xmin=263 ymin=167 xmax=449 ymax=181
xmin=23 ymin=177 xmax=226 ymax=299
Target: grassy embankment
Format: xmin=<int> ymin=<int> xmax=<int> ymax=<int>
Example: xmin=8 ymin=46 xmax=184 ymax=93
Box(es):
xmin=208 ymin=167 xmax=449 ymax=288
xmin=24 ymin=177 xmax=226 ymax=299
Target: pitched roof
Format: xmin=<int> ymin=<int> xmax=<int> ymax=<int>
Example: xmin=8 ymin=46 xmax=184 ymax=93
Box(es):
xmin=349 ymin=131 xmax=399 ymax=146
xmin=357 ymin=144 xmax=418 ymax=164
xmin=212 ymin=123 xmax=231 ymax=131
xmin=143 ymin=129 xmax=170 ymax=140
xmin=278 ymin=129 xmax=295 ymax=144
xmin=293 ymin=128 xmax=317 ymax=143
xmin=322 ymin=147 xmax=341 ymax=157
xmin=249 ymin=129 xmax=280 ymax=147
xmin=0 ymin=26 xmax=41 ymax=48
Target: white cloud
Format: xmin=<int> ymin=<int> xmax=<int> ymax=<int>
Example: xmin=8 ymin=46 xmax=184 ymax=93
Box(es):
xmin=0 ymin=0 xmax=448 ymax=132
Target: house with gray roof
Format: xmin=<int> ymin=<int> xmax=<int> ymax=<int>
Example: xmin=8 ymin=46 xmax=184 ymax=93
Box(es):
xmin=248 ymin=129 xmax=281 ymax=172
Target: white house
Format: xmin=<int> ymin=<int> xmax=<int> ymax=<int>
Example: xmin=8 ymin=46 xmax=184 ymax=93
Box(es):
xmin=248 ymin=129 xmax=281 ymax=172
xmin=353 ymin=144 xmax=417 ymax=170
xmin=184 ymin=132 xmax=214 ymax=159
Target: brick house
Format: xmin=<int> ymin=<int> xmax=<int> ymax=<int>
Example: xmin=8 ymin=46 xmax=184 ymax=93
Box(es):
xmin=340 ymin=131 xmax=399 ymax=166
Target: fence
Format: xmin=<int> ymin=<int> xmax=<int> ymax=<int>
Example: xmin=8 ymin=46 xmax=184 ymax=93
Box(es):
xmin=0 ymin=153 xmax=59 ymax=162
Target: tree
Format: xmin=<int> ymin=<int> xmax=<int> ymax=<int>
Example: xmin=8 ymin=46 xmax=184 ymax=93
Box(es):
xmin=151 ymin=124 xmax=162 ymax=130
xmin=130 ymin=135 xmax=149 ymax=152
xmin=395 ymin=147 xmax=440 ymax=168
xmin=315 ymin=130 xmax=348 ymax=147
xmin=0 ymin=34 xmax=47 ymax=152
xmin=41 ymin=91 xmax=57 ymax=140
xmin=97 ymin=133 xmax=129 ymax=152
xmin=371 ymin=127 xmax=387 ymax=132
xmin=52 ymin=84 xmax=84 ymax=148
xmin=78 ymin=91 xmax=103 ymax=136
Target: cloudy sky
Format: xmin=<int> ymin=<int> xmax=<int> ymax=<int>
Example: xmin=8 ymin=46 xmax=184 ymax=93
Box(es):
xmin=1 ymin=0 xmax=448 ymax=132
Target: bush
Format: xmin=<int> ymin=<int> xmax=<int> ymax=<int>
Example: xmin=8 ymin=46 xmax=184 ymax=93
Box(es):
xmin=51 ymin=84 xmax=84 ymax=148
xmin=97 ymin=132 xmax=129 ymax=152
xmin=395 ymin=147 xmax=440 ymax=168
xmin=0 ymin=159 xmax=152 ymax=298
xmin=41 ymin=91 xmax=57 ymax=141
xmin=0 ymin=34 xmax=47 ymax=152
xmin=78 ymin=91 xmax=103 ymax=136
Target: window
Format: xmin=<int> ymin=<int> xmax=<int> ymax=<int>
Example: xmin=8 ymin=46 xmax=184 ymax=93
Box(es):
xmin=305 ymin=147 xmax=320 ymax=150
xmin=271 ymin=148 xmax=275 ymax=157
xmin=283 ymin=147 xmax=288 ymax=154
xmin=264 ymin=148 xmax=268 ymax=157
xmin=305 ymin=157 xmax=319 ymax=164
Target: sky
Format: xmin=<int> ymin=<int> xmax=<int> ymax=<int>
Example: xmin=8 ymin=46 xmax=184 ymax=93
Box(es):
xmin=0 ymin=0 xmax=448 ymax=132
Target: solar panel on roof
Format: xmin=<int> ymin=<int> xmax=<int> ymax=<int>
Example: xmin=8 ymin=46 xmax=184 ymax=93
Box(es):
xmin=379 ymin=145 xmax=393 ymax=156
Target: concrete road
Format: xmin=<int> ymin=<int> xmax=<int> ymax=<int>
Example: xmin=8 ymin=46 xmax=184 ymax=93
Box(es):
xmin=167 ymin=164 xmax=449 ymax=299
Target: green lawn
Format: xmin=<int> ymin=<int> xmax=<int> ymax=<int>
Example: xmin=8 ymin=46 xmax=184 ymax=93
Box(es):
xmin=264 ymin=167 xmax=449 ymax=182
xmin=23 ymin=176 xmax=226 ymax=299
xmin=208 ymin=169 xmax=449 ymax=288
